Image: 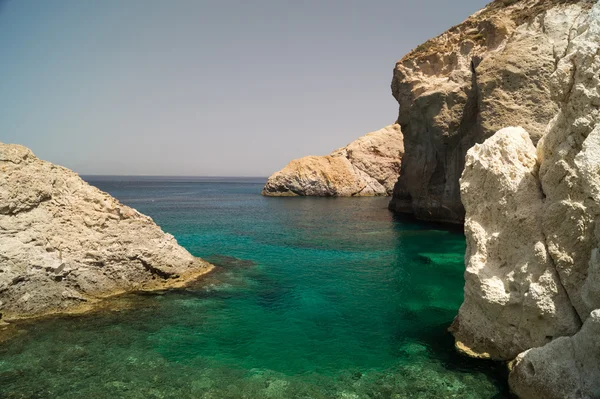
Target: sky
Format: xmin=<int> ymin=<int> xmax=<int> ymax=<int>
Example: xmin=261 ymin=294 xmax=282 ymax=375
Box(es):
xmin=0 ymin=0 xmax=489 ymax=176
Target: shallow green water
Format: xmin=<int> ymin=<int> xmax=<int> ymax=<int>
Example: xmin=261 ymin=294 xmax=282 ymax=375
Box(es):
xmin=0 ymin=177 xmax=509 ymax=398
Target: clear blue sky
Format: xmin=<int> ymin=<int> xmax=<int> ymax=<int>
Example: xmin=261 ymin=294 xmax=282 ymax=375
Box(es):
xmin=0 ymin=0 xmax=489 ymax=176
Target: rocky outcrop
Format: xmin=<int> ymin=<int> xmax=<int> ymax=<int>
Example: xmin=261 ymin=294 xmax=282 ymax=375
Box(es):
xmin=389 ymin=0 xmax=594 ymax=223
xmin=262 ymin=124 xmax=403 ymax=197
xmin=0 ymin=142 xmax=213 ymax=321
xmin=453 ymin=3 xmax=600 ymax=396
xmin=451 ymin=127 xmax=581 ymax=360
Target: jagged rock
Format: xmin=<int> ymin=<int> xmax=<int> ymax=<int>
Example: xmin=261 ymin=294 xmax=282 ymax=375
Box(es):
xmin=0 ymin=142 xmax=213 ymax=321
xmin=262 ymin=124 xmax=403 ymax=197
xmin=389 ymin=0 xmax=594 ymax=223
xmin=454 ymin=3 xmax=600 ymax=397
xmin=451 ymin=127 xmax=581 ymax=360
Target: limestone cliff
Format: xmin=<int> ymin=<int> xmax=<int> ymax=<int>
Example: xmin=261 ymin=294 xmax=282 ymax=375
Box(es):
xmin=0 ymin=143 xmax=212 ymax=321
xmin=262 ymin=124 xmax=403 ymax=197
xmin=389 ymin=0 xmax=594 ymax=223
xmin=453 ymin=3 xmax=600 ymax=397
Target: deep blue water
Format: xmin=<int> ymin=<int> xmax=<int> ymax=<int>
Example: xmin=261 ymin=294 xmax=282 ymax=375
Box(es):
xmin=0 ymin=177 xmax=509 ymax=398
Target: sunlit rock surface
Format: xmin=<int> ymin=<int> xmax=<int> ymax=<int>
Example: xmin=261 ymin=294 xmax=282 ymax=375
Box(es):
xmin=262 ymin=124 xmax=403 ymax=197
xmin=451 ymin=127 xmax=581 ymax=360
xmin=0 ymin=142 xmax=212 ymax=321
xmin=454 ymin=3 xmax=600 ymax=397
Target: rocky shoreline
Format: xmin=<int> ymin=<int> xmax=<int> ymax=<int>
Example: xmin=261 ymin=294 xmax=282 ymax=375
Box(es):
xmin=0 ymin=142 xmax=214 ymax=323
xmin=0 ymin=263 xmax=216 ymax=344
xmin=2 ymin=0 xmax=600 ymax=397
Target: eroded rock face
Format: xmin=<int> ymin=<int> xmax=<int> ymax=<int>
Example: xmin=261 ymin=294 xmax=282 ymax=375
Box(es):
xmin=0 ymin=143 xmax=212 ymax=321
xmin=455 ymin=3 xmax=600 ymax=397
xmin=451 ymin=127 xmax=581 ymax=360
xmin=389 ymin=0 xmax=594 ymax=223
xmin=262 ymin=124 xmax=403 ymax=197
xmin=509 ymin=309 xmax=600 ymax=399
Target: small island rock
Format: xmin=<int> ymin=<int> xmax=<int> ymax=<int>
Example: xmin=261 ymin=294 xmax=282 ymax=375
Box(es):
xmin=262 ymin=124 xmax=403 ymax=197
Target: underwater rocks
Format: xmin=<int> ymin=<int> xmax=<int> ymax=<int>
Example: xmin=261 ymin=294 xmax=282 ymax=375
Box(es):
xmin=0 ymin=142 xmax=213 ymax=321
xmin=454 ymin=3 xmax=600 ymax=396
xmin=262 ymin=124 xmax=403 ymax=197
xmin=389 ymin=0 xmax=594 ymax=223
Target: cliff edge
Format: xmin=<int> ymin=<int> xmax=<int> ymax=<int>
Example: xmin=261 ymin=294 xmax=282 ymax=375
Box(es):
xmin=389 ymin=0 xmax=595 ymax=223
xmin=0 ymin=143 xmax=213 ymax=322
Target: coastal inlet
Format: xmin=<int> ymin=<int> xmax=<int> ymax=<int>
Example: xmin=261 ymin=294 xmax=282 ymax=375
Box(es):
xmin=0 ymin=177 xmax=509 ymax=398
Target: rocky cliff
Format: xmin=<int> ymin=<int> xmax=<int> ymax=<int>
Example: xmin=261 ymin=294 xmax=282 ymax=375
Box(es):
xmin=452 ymin=2 xmax=600 ymax=397
xmin=389 ymin=0 xmax=595 ymax=223
xmin=262 ymin=124 xmax=403 ymax=197
xmin=0 ymin=143 xmax=212 ymax=322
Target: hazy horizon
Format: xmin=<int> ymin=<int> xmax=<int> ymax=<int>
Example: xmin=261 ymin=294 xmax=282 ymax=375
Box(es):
xmin=1 ymin=0 xmax=489 ymax=176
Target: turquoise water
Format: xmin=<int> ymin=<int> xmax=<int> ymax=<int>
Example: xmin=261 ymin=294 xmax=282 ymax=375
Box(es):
xmin=0 ymin=177 xmax=509 ymax=398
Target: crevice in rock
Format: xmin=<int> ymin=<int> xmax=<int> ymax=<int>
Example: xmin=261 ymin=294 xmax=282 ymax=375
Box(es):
xmin=351 ymin=185 xmax=370 ymax=197
xmin=536 ymin=164 xmax=584 ymax=326
xmin=564 ymin=60 xmax=578 ymax=103
xmin=130 ymin=256 xmax=174 ymax=280
xmin=541 ymin=228 xmax=583 ymax=326
xmin=10 ymin=276 xmax=26 ymax=286
xmin=1 ymin=194 xmax=53 ymax=216
xmin=0 ymin=156 xmax=30 ymax=165
xmin=553 ymin=6 xmax=587 ymax=76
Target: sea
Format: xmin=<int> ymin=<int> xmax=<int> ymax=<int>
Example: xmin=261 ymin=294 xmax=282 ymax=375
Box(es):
xmin=0 ymin=176 xmax=509 ymax=398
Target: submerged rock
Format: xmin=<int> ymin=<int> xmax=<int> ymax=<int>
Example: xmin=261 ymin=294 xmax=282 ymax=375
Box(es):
xmin=262 ymin=124 xmax=403 ymax=197
xmin=454 ymin=3 xmax=600 ymax=397
xmin=0 ymin=142 xmax=212 ymax=321
xmin=388 ymin=0 xmax=594 ymax=223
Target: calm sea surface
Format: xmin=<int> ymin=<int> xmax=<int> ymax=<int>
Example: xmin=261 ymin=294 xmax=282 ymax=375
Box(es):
xmin=0 ymin=177 xmax=509 ymax=398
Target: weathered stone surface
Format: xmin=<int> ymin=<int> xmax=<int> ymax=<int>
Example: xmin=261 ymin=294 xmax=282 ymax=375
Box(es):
xmin=389 ymin=0 xmax=593 ymax=223
xmin=507 ymin=5 xmax=600 ymax=397
xmin=451 ymin=127 xmax=581 ymax=360
xmin=454 ymin=3 xmax=600 ymax=397
xmin=0 ymin=142 xmax=213 ymax=321
xmin=536 ymin=3 xmax=600 ymax=322
xmin=509 ymin=309 xmax=600 ymax=399
xmin=262 ymin=124 xmax=403 ymax=197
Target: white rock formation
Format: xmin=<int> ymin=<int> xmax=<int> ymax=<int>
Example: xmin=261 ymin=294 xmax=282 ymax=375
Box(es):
xmin=0 ymin=143 xmax=212 ymax=321
xmin=454 ymin=2 xmax=600 ymax=397
xmin=451 ymin=127 xmax=581 ymax=360
xmin=262 ymin=124 xmax=403 ymax=197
